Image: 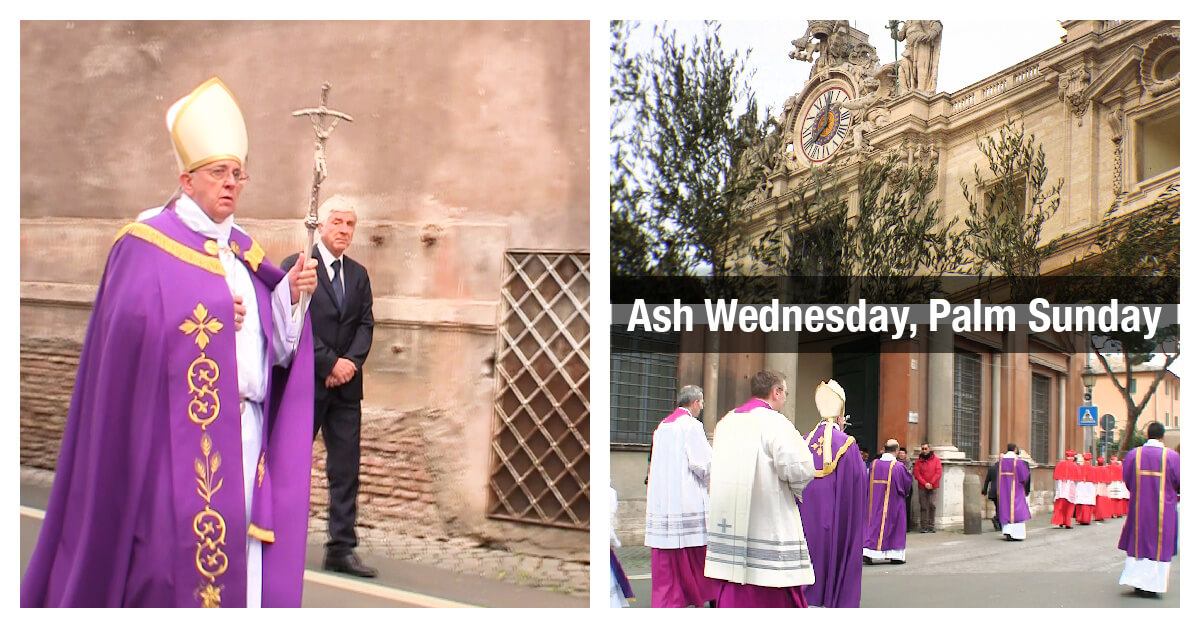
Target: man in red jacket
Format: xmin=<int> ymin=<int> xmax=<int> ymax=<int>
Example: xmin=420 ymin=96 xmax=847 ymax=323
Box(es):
xmin=913 ymin=443 xmax=942 ymax=533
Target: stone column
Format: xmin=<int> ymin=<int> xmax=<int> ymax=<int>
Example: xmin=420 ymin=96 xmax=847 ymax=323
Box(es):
xmin=927 ymin=325 xmax=966 ymax=530
xmin=1058 ymin=371 xmax=1067 ymax=460
xmin=992 ymin=353 xmax=1002 ymax=458
xmin=765 ymin=331 xmax=799 ymax=425
xmin=703 ymin=330 xmax=721 ymax=438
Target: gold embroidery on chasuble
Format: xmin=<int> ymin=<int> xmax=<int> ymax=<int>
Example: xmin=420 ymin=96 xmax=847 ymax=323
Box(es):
xmin=181 ymin=303 xmax=229 ymax=607
xmin=876 ymin=461 xmax=895 ymax=550
xmin=242 ymin=238 xmax=265 ymax=272
xmin=115 ymin=222 xmax=225 ymax=277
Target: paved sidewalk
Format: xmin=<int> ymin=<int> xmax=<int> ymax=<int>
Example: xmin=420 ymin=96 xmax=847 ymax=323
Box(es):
xmin=615 ymin=513 xmax=1075 ymax=576
xmin=21 ymin=466 xmax=587 ymax=601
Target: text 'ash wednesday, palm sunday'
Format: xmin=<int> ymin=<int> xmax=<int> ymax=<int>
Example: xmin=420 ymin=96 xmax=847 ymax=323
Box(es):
xmin=625 ymin=299 xmax=1165 ymax=340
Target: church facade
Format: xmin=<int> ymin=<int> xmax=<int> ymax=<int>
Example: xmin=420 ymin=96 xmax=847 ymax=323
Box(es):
xmin=612 ymin=20 xmax=1179 ymax=539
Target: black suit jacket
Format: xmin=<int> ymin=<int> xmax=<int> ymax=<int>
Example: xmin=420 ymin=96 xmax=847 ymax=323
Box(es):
xmin=982 ymin=462 xmax=999 ymax=500
xmin=283 ymin=247 xmax=374 ymax=401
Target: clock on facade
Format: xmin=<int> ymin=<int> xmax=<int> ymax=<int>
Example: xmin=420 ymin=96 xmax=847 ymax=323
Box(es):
xmin=798 ymin=86 xmax=852 ymax=163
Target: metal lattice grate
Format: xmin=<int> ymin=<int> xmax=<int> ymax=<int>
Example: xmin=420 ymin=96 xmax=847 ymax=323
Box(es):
xmin=953 ymin=351 xmax=982 ymax=461
xmin=610 ymin=331 xmax=679 ymax=446
xmin=1031 ymin=374 xmax=1051 ymax=464
xmin=487 ymin=251 xmax=590 ymax=530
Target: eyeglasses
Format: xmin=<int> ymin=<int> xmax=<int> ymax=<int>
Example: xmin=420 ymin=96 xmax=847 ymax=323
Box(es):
xmin=195 ymin=165 xmax=250 ymax=184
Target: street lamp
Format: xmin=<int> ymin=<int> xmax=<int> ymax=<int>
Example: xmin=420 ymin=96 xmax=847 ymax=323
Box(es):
xmin=1081 ymin=365 xmax=1098 ymax=400
xmin=1082 ymin=364 xmax=1098 ymax=458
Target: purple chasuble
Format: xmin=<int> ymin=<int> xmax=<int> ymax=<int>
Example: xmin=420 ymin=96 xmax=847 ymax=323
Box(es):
xmin=798 ymin=422 xmax=866 ymax=607
xmin=996 ymin=457 xmax=1031 ymax=525
xmin=863 ymin=458 xmax=911 ymax=552
xmin=21 ymin=208 xmax=315 ymax=608
xmin=1118 ymin=445 xmax=1180 ymax=562
xmin=610 ymin=549 xmax=635 ymax=602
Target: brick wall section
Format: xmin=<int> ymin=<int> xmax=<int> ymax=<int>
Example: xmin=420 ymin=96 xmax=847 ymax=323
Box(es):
xmin=19 ymin=338 xmax=80 ymax=470
xmin=24 ymin=341 xmax=466 ymax=542
xmin=310 ymin=408 xmax=448 ymax=539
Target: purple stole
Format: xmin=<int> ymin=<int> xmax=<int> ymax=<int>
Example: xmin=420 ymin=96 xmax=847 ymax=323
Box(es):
xmin=733 ymin=398 xmax=772 ymax=413
xmin=661 ymin=407 xmax=689 ymax=424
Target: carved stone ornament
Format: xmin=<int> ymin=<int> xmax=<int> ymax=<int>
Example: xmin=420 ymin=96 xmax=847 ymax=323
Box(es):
xmin=1057 ymin=66 xmax=1092 ymax=121
xmin=1140 ymin=33 xmax=1180 ymax=96
xmin=1108 ymin=105 xmax=1125 ymax=195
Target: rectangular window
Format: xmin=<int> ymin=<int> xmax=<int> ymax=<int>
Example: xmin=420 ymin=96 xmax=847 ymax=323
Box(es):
xmin=1131 ymin=378 xmax=1137 ymax=394
xmin=1137 ymin=110 xmax=1180 ymax=182
xmin=953 ymin=351 xmax=982 ymax=461
xmin=986 ymin=175 xmax=1028 ymax=225
xmin=1031 ymin=374 xmax=1051 ymax=464
xmin=610 ymin=330 xmax=680 ymax=446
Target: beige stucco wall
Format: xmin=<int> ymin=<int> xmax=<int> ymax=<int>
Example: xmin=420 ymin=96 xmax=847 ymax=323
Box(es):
xmin=20 ymin=20 xmax=589 ymax=560
xmin=1090 ymin=368 xmax=1181 ymax=436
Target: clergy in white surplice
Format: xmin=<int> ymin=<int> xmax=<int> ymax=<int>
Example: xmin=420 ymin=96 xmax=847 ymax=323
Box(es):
xmin=705 ymin=371 xmax=817 ymax=608
xmin=644 ymin=385 xmax=719 ymax=607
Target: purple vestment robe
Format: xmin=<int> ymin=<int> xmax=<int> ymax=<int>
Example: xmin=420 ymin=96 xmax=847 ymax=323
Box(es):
xmin=21 ymin=207 xmax=315 ymax=607
xmin=798 ymin=422 xmax=866 ymax=607
xmin=863 ymin=458 xmax=912 ymax=552
xmin=997 ymin=457 xmax=1031 ymax=525
xmin=1118 ymin=445 xmax=1180 ymax=562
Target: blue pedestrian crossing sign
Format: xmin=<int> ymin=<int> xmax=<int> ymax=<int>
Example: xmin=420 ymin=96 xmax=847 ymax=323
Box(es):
xmin=1078 ymin=406 xmax=1099 ymax=426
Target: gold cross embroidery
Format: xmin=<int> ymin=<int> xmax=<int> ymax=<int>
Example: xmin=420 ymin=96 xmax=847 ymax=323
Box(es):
xmin=179 ymin=303 xmax=224 ymax=350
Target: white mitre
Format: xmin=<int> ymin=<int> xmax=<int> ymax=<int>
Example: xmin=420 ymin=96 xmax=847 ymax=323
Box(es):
xmin=166 ymin=76 xmax=248 ymax=173
xmin=815 ymin=378 xmax=846 ymax=420
xmin=813 ymin=378 xmax=846 ymax=463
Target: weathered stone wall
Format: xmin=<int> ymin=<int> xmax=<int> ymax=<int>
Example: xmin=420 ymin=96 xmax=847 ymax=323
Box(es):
xmin=20 ymin=20 xmax=589 ymax=563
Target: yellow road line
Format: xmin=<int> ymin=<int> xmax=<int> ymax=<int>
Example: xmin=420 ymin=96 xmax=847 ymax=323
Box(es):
xmin=21 ymin=505 xmax=476 ymax=608
xmin=302 ymin=569 xmax=476 ymax=608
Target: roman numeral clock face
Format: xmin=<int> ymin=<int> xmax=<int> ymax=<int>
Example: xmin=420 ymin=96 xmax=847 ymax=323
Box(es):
xmin=799 ymin=86 xmax=852 ymax=163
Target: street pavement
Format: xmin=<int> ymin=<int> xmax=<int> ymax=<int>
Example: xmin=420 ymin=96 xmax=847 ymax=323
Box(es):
xmin=615 ymin=513 xmax=1181 ymax=607
xmin=20 ymin=477 xmax=585 ymax=608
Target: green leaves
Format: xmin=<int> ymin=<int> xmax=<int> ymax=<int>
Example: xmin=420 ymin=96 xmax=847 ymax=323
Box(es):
xmin=746 ymin=154 xmax=965 ymax=303
xmin=959 ymin=115 xmax=1064 ymax=302
xmin=610 ymin=21 xmax=761 ymax=282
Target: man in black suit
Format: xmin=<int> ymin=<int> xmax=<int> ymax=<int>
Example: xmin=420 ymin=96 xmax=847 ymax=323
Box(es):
xmin=284 ymin=196 xmax=376 ymax=577
xmin=981 ymin=460 xmax=1001 ymax=531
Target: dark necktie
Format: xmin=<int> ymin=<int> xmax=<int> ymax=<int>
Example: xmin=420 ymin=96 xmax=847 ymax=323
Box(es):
xmin=331 ymin=259 xmax=345 ymax=309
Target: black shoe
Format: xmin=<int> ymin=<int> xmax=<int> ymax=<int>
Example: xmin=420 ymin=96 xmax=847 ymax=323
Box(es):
xmin=863 ymin=556 xmax=874 ymax=565
xmin=1134 ymin=588 xmax=1161 ymax=599
xmin=890 ymin=559 xmax=906 ymax=565
xmin=324 ymin=552 xmax=379 ymax=578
